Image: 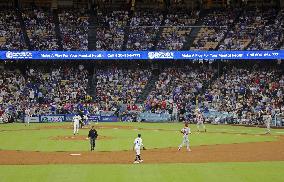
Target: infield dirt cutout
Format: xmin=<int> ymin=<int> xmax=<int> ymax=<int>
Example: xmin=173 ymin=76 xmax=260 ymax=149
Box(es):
xmin=0 ymin=125 xmax=284 ymax=165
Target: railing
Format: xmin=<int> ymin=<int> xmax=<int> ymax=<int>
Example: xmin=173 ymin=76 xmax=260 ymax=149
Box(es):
xmin=274 ymin=113 xmax=284 ymax=127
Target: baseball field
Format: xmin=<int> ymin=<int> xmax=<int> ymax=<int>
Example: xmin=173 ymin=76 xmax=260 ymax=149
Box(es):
xmin=0 ymin=122 xmax=284 ymax=182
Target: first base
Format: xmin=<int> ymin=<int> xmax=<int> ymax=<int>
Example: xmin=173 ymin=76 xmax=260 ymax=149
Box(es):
xmin=70 ymin=153 xmax=81 ymax=156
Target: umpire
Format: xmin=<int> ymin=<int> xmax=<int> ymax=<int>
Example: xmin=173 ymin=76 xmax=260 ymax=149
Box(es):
xmin=88 ymin=126 xmax=98 ymax=151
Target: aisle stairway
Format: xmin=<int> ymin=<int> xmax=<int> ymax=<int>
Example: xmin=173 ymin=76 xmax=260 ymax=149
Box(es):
xmin=182 ymin=11 xmax=207 ymax=50
xmin=16 ymin=9 xmax=32 ymax=50
xmin=152 ymin=11 xmax=167 ymax=50
xmin=136 ymin=66 xmax=160 ymax=104
xmin=87 ymin=67 xmax=97 ymax=99
xmin=52 ymin=9 xmax=63 ymax=51
xmin=88 ymin=8 xmax=98 ymax=50
xmin=122 ymin=11 xmax=133 ymax=50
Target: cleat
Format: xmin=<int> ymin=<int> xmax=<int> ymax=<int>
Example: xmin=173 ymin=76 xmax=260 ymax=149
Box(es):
xmin=139 ymin=160 xmax=143 ymax=163
xmin=133 ymin=161 xmax=140 ymax=164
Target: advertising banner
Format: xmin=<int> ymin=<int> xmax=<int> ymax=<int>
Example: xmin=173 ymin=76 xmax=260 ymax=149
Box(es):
xmin=29 ymin=116 xmax=40 ymax=123
xmin=1 ymin=50 xmax=283 ymax=60
xmin=100 ymin=116 xmax=118 ymax=122
xmin=40 ymin=115 xmax=65 ymax=123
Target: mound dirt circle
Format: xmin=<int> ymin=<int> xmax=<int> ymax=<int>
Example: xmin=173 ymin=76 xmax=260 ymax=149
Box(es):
xmin=1 ymin=136 xmax=284 ymax=165
xmin=50 ymin=135 xmax=114 ymax=141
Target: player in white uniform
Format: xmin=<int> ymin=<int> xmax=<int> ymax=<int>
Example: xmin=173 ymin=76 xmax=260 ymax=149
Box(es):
xmin=24 ymin=108 xmax=31 ymax=126
xmin=196 ymin=111 xmax=206 ymax=132
xmin=73 ymin=115 xmax=82 ymax=135
xmin=83 ymin=114 xmax=89 ymax=126
xmin=263 ymin=112 xmax=272 ymax=134
xmin=178 ymin=123 xmax=191 ymax=151
xmin=133 ymin=134 xmax=144 ymax=164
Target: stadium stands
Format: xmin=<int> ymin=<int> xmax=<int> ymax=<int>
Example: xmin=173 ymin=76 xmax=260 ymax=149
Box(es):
xmin=0 ymin=9 xmax=27 ymax=50
xmin=0 ymin=7 xmax=283 ymax=51
xmin=95 ymin=64 xmax=151 ymax=111
xmin=157 ymin=10 xmax=198 ymax=50
xmin=126 ymin=10 xmax=163 ymax=50
xmin=0 ymin=64 xmax=91 ymax=119
xmin=192 ymin=9 xmax=238 ymax=50
xmin=58 ymin=9 xmax=89 ymax=50
xmin=22 ymin=8 xmax=58 ymax=50
xmin=96 ymin=10 xmax=129 ymax=50
xmin=208 ymin=65 xmax=284 ymax=125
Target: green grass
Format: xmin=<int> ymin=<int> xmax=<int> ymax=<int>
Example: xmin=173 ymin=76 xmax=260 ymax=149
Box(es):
xmin=0 ymin=162 xmax=284 ymax=182
xmin=0 ymin=122 xmax=281 ymax=152
xmin=1 ymin=123 xmax=284 ymax=182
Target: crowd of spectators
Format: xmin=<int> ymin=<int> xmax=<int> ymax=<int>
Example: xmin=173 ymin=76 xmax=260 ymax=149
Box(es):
xmin=1 ymin=8 xmax=284 ymax=51
xmin=0 ymin=64 xmax=91 ymax=121
xmin=95 ymin=65 xmax=151 ymax=111
xmin=192 ymin=9 xmax=238 ymax=50
xmin=219 ymin=9 xmax=277 ymax=50
xmin=96 ymin=10 xmax=129 ymax=50
xmin=0 ymin=61 xmax=283 ymax=126
xmin=157 ymin=10 xmax=198 ymax=50
xmin=127 ymin=10 xmax=163 ymax=50
xmin=208 ymin=66 xmax=284 ymax=125
xmin=0 ymin=9 xmax=27 ymax=50
xmin=58 ymin=9 xmax=89 ymax=50
xmin=22 ymin=8 xmax=58 ymax=50
xmin=145 ymin=65 xmax=216 ymax=121
xmin=247 ymin=9 xmax=283 ymax=50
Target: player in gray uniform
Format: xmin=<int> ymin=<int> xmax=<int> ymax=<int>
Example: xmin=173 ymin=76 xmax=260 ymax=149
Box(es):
xmin=196 ymin=111 xmax=206 ymax=132
xmin=263 ymin=112 xmax=272 ymax=134
xmin=178 ymin=123 xmax=191 ymax=151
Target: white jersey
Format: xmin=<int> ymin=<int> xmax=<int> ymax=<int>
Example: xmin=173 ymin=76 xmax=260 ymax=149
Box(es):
xmin=181 ymin=127 xmax=191 ymax=137
xmin=73 ymin=115 xmax=81 ymax=125
xmin=134 ymin=137 xmax=143 ymax=149
xmin=25 ymin=109 xmax=31 ymax=116
xmin=263 ymin=115 xmax=272 ymax=125
xmin=83 ymin=115 xmax=88 ymax=120
xmin=196 ymin=113 xmax=203 ymax=124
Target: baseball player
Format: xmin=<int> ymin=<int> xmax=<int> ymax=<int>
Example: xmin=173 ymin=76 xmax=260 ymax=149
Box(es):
xmin=178 ymin=123 xmax=191 ymax=151
xmin=196 ymin=111 xmax=206 ymax=132
xmin=133 ymin=134 xmax=145 ymax=164
xmin=24 ymin=108 xmax=31 ymax=126
xmin=263 ymin=112 xmax=272 ymax=134
xmin=73 ymin=115 xmax=82 ymax=135
xmin=83 ymin=114 xmax=89 ymax=126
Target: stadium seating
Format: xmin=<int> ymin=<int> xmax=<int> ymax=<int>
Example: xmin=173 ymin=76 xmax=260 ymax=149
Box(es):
xmin=95 ymin=65 xmax=151 ymax=110
xmin=96 ymin=10 xmax=129 ymax=50
xmin=58 ymin=9 xmax=89 ymax=50
xmin=157 ymin=11 xmax=198 ymax=50
xmin=22 ymin=8 xmax=58 ymax=50
xmin=126 ymin=10 xmax=163 ymax=50
xmin=0 ymin=10 xmax=27 ymax=50
xmin=192 ymin=9 xmax=238 ymax=50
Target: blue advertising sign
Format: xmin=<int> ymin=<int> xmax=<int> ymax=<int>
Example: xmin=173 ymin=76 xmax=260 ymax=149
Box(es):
xmin=88 ymin=114 xmax=101 ymax=122
xmin=40 ymin=115 xmax=65 ymax=122
xmin=0 ymin=50 xmax=283 ymax=60
xmin=100 ymin=116 xmax=118 ymax=122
